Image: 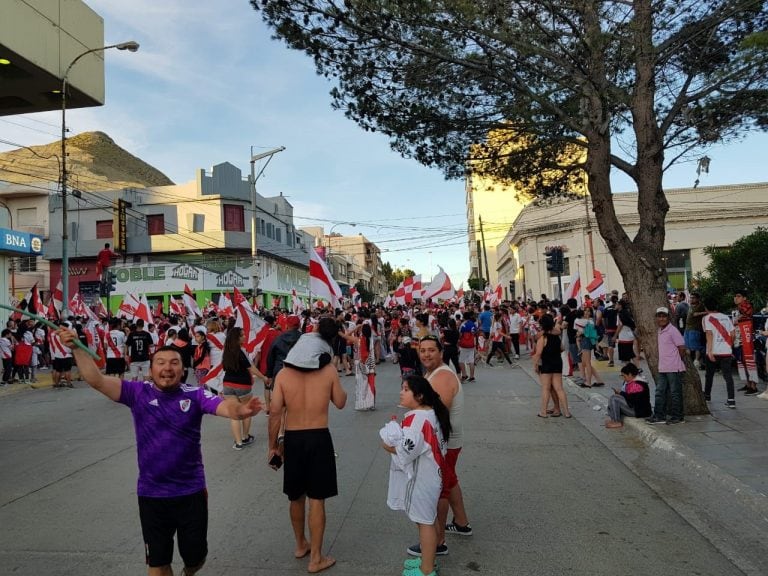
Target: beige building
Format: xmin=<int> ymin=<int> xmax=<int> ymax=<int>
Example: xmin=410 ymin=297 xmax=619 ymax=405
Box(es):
xmin=466 ymin=171 xmax=528 ymax=287
xmin=500 ymin=182 xmax=768 ymax=301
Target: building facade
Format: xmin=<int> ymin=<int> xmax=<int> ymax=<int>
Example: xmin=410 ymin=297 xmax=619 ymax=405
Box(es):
xmin=500 ymin=182 xmax=768 ymax=301
xmin=46 ymin=162 xmax=314 ymax=311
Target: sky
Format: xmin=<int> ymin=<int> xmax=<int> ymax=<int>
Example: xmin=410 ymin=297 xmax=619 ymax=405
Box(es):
xmin=2 ymin=1 xmax=767 ymax=289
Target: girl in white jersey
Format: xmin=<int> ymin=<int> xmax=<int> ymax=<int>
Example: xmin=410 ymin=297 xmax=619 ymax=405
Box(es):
xmin=382 ymin=375 xmax=451 ymax=576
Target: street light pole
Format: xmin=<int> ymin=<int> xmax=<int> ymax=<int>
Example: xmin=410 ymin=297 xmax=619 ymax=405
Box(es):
xmin=249 ymin=146 xmax=286 ymax=305
xmin=60 ymin=41 xmax=139 ymax=318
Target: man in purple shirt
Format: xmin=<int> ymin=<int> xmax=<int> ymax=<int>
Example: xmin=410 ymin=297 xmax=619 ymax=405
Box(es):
xmin=647 ymin=307 xmax=687 ymax=425
xmin=59 ymin=329 xmax=262 ymax=576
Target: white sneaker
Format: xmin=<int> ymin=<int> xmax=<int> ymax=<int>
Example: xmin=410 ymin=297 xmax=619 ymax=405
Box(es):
xmin=514 ymin=354 xmax=520 ymax=360
xmin=757 ymin=391 xmax=768 ymax=400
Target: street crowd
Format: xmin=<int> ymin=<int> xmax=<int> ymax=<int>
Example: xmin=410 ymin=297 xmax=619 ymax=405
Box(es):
xmin=5 ymin=282 xmax=765 ymax=576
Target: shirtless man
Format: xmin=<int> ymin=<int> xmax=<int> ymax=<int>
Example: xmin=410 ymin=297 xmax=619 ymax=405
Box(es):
xmin=408 ymin=335 xmax=472 ymax=558
xmin=268 ymin=317 xmax=347 ymax=574
xmin=57 ymin=328 xmax=262 ymax=576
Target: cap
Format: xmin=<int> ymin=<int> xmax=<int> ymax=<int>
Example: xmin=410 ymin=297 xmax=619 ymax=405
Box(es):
xmin=286 ymin=315 xmax=301 ymax=328
xmin=655 ymin=306 xmax=670 ymax=315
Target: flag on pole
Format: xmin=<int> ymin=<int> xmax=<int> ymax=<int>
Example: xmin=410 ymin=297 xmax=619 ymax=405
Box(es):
xmin=52 ymin=279 xmax=63 ymax=318
xmin=169 ymin=295 xmax=185 ymax=316
xmin=412 ymin=275 xmax=422 ymax=300
xmin=233 ymin=286 xmax=247 ymax=306
xmin=135 ymin=294 xmax=152 ymax=324
xmin=586 ymin=270 xmax=607 ymax=299
xmin=218 ymin=293 xmax=234 ymax=317
xmin=394 ymin=281 xmax=406 ymax=306
xmin=234 ymin=300 xmax=268 ymax=354
xmin=182 ymin=284 xmax=201 ymax=318
xmin=95 ymin=299 xmax=109 ymax=318
xmin=291 ymin=288 xmax=305 ymax=315
xmin=349 ymin=286 xmax=361 ymax=306
xmin=309 ymin=247 xmax=342 ymax=305
xmin=118 ymin=292 xmax=141 ymax=319
xmin=564 ymin=271 xmax=581 ymax=303
xmin=489 ymin=284 xmax=502 ymax=305
xmin=421 ymin=266 xmax=455 ymax=301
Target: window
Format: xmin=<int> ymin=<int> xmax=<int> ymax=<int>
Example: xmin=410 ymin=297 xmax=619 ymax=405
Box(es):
xmin=17 ymin=256 xmax=36 ymax=272
xmin=275 ymin=227 xmax=282 ymax=242
xmin=17 ymin=207 xmax=37 ymax=226
xmin=287 ymin=227 xmax=293 ymax=247
xmin=223 ymin=204 xmax=244 ymax=232
xmin=259 ymin=218 xmax=265 ymax=235
xmin=96 ymin=220 xmax=113 ymax=239
xmin=266 ymin=222 xmax=274 ymax=239
xmin=189 ymin=213 xmax=205 ymax=233
xmin=147 ymin=214 xmax=165 ymax=235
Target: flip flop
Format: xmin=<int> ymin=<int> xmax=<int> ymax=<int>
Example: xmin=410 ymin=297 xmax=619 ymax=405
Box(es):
xmin=564 ymin=413 xmax=573 ymax=418
xmin=549 ymin=412 xmax=562 ymax=417
xmin=579 ymin=383 xmax=593 ymax=388
xmin=537 ymin=413 xmax=548 ymax=418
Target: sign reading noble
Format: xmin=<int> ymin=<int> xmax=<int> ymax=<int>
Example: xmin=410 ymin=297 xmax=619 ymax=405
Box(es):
xmin=0 ymin=228 xmax=43 ymax=256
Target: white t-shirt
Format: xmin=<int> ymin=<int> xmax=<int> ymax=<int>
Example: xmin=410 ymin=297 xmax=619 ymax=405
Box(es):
xmin=508 ymin=313 xmax=522 ymax=334
xmin=702 ymin=312 xmax=734 ymax=356
xmin=105 ymin=329 xmax=126 ymax=359
xmin=386 ymin=408 xmax=445 ymax=525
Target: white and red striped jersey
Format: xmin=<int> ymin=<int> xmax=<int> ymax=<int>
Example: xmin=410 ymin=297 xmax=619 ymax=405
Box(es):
xmin=105 ymin=329 xmax=126 ymax=359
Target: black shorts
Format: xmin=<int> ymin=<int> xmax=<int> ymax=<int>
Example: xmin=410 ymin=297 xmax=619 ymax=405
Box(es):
xmin=52 ymin=358 xmax=73 ymax=372
xmin=539 ymin=360 xmax=563 ymax=374
xmin=138 ymin=490 xmax=208 ymax=568
xmin=283 ymin=428 xmax=337 ymax=501
xmin=106 ymin=358 xmax=126 ymax=375
xmin=617 ymin=342 xmax=635 ymax=362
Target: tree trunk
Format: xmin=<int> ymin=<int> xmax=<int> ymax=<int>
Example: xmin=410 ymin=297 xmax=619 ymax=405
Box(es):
xmin=584 ymin=139 xmax=709 ymax=416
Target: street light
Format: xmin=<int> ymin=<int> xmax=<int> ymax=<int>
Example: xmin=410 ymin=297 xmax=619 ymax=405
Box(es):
xmin=249 ymin=146 xmax=286 ymax=303
xmin=60 ymin=41 xmax=139 ymax=318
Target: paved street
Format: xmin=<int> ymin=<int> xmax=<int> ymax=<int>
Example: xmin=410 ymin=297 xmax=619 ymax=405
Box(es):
xmin=0 ymin=359 xmax=755 ymax=576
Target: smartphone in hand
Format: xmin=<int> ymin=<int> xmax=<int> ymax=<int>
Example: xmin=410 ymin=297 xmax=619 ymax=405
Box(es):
xmin=269 ymin=453 xmax=283 ymax=470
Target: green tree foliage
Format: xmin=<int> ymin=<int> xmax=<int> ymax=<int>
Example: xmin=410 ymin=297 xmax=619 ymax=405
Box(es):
xmin=253 ymin=0 xmax=768 ymax=414
xmin=354 ymin=280 xmax=374 ymax=304
xmin=389 ymin=267 xmax=416 ymax=290
xmin=695 ymin=227 xmax=768 ymax=311
xmin=467 ymin=277 xmax=484 ymax=291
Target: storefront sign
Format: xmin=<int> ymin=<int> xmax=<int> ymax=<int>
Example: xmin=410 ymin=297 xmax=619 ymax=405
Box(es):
xmin=0 ymin=228 xmax=43 ymax=256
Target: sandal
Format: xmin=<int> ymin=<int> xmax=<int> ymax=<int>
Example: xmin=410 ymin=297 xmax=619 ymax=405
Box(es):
xmin=593 ymin=382 xmax=605 ymax=387
xmin=550 ymin=412 xmax=562 ymax=417
xmin=564 ymin=413 xmax=573 ymax=418
xmin=579 ymin=383 xmax=593 ymax=388
xmin=546 ymin=409 xmax=555 ymax=415
xmin=537 ymin=413 xmax=548 ymax=418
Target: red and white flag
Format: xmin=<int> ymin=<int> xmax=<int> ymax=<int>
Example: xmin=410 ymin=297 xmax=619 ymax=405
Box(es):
xmin=309 ymin=247 xmax=342 ymax=305
xmin=586 ymin=270 xmax=607 ymax=299
xmin=154 ymin=299 xmax=163 ymax=318
xmin=95 ymin=299 xmax=109 ymax=318
xmin=564 ymin=271 xmax=581 ymax=303
xmin=234 ymin=300 xmax=268 ymax=354
xmin=135 ymin=294 xmax=152 ymax=324
xmin=403 ymin=276 xmax=415 ymax=304
xmin=232 ymin=286 xmax=247 ymax=306
xmin=182 ymin=284 xmax=201 ymax=318
xmin=69 ymin=292 xmax=88 ymax=317
xmin=411 ymin=275 xmax=422 ymax=300
xmin=421 ymin=267 xmax=455 ymax=302
xmin=291 ymin=288 xmax=305 ymax=315
xmin=169 ymin=295 xmax=185 ymax=316
xmin=350 ymin=287 xmax=361 ymax=306
xmin=218 ymin=293 xmax=234 ymax=317
xmin=52 ymin=279 xmax=63 ymax=317
xmin=118 ymin=292 xmax=141 ymax=319
xmin=394 ymin=281 xmax=406 ymax=306
xmin=489 ymin=284 xmax=502 ymax=305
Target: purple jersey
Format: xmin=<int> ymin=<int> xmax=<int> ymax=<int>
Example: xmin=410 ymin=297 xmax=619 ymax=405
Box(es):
xmin=119 ymin=380 xmax=223 ymax=498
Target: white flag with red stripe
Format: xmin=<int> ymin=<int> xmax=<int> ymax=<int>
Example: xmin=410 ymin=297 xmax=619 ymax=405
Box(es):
xmin=182 ymin=284 xmax=201 ymax=318
xmin=394 ymin=281 xmax=406 ymax=306
xmin=218 ymin=293 xmax=234 ymax=317
xmin=421 ymin=267 xmax=455 ymax=301
xmin=234 ymin=300 xmax=268 ymax=354
xmin=309 ymin=247 xmax=342 ymax=305
xmin=135 ymin=294 xmax=152 ymax=324
xmin=118 ymin=292 xmax=141 ymax=319
xmin=52 ymin=279 xmax=63 ymax=317
xmin=586 ymin=270 xmax=607 ymax=299
xmin=291 ymin=288 xmax=305 ymax=315
xmin=564 ymin=272 xmax=581 ymax=303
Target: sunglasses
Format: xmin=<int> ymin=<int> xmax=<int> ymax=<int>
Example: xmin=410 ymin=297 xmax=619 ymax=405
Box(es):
xmin=418 ymin=335 xmax=439 ymax=343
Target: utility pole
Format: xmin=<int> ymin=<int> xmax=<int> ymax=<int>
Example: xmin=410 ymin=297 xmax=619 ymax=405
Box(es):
xmin=476 ymin=240 xmax=484 ymax=287
xmin=479 ymin=215 xmax=491 ymax=289
xmin=249 ymin=146 xmax=285 ymax=306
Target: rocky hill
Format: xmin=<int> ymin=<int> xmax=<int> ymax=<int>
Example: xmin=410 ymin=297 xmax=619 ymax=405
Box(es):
xmin=0 ymin=131 xmax=174 ymax=190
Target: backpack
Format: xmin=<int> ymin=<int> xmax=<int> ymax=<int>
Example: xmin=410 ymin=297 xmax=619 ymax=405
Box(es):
xmin=583 ymin=321 xmax=598 ymax=345
xmin=459 ymin=329 xmax=475 ymax=348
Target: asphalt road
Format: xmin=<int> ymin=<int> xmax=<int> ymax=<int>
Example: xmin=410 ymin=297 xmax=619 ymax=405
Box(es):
xmin=0 ymin=359 xmax=746 ymax=575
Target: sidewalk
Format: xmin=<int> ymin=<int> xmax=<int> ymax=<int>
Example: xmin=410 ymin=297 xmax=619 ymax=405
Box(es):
xmin=560 ymin=357 xmax=768 ymax=497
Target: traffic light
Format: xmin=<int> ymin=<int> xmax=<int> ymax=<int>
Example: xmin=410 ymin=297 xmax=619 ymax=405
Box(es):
xmin=509 ymin=280 xmax=516 ymax=296
xmin=554 ymin=248 xmax=564 ymax=273
xmin=545 ymin=249 xmax=557 ymax=272
xmin=108 ymin=270 xmax=117 ymax=293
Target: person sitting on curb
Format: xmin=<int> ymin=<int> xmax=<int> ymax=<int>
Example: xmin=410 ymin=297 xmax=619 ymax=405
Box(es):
xmin=605 ymin=363 xmax=652 ymax=429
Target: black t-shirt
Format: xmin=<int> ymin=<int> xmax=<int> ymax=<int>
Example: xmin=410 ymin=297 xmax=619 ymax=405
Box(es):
xmin=603 ymin=308 xmax=618 ymax=331
xmin=223 ymin=350 xmax=252 ymax=385
xmin=442 ymin=328 xmax=459 ymax=348
xmin=126 ymin=330 xmax=154 ymax=362
xmin=565 ymin=310 xmax=579 ymax=341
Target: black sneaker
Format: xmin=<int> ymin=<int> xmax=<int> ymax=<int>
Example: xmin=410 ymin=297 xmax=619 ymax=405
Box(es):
xmin=704 ymin=395 xmax=711 ymax=401
xmin=667 ymin=418 xmax=684 ymax=425
xmin=646 ymin=416 xmax=666 ymax=424
xmin=232 ymin=442 xmax=244 ymax=451
xmin=241 ymin=434 xmax=255 ymax=446
xmin=745 ymin=388 xmax=759 ymax=396
xmin=737 ymin=385 xmax=748 ymax=392
xmin=445 ymin=521 xmax=473 ymax=536
xmin=725 ymin=402 xmax=736 ymax=409
xmin=407 ymin=543 xmax=448 ymax=557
